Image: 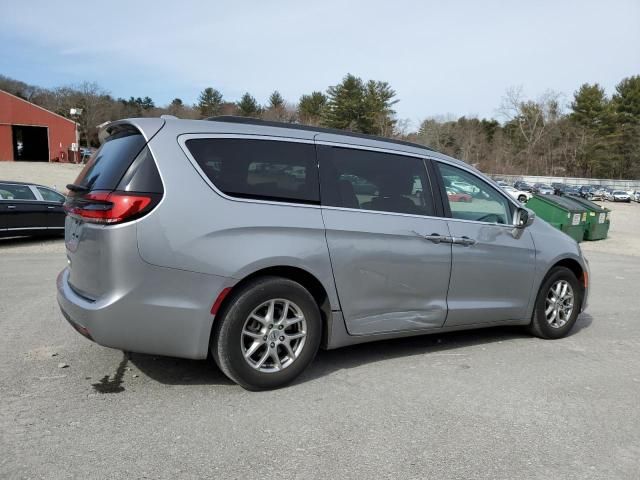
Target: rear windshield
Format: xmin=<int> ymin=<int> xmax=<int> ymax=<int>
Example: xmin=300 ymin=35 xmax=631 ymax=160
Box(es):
xmin=71 ymin=130 xmax=146 ymax=192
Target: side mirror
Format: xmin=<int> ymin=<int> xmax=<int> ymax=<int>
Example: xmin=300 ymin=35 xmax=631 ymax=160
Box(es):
xmin=515 ymin=208 xmax=535 ymax=228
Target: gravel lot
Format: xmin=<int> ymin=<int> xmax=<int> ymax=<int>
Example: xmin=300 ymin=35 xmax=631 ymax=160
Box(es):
xmin=1 ymin=164 xmax=640 ymax=479
xmin=0 ymin=161 xmax=83 ymax=193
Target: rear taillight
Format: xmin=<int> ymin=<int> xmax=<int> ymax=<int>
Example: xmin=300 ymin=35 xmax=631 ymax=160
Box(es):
xmin=64 ymin=191 xmax=159 ymax=225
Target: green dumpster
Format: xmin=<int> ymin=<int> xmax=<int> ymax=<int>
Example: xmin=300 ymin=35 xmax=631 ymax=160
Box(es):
xmin=565 ymin=195 xmax=610 ymax=240
xmin=526 ymin=195 xmax=588 ymax=242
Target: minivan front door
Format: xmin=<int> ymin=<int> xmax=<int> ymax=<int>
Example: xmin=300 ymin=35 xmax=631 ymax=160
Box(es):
xmin=435 ymin=162 xmax=536 ymax=327
xmin=317 ymin=143 xmax=452 ymax=335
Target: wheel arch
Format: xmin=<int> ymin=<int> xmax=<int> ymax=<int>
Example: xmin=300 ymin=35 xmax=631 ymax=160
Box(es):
xmin=551 ymin=257 xmax=585 ymax=285
xmin=211 ymin=265 xmax=333 ymax=348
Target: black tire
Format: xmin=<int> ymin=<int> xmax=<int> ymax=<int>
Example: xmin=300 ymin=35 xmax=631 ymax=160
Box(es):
xmin=528 ymin=266 xmax=583 ymax=339
xmin=211 ymin=276 xmax=322 ymax=390
xmin=518 ymin=195 xmax=527 ymax=203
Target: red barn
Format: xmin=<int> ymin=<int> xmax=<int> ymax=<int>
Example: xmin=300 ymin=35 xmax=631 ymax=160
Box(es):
xmin=0 ymin=89 xmax=77 ymax=162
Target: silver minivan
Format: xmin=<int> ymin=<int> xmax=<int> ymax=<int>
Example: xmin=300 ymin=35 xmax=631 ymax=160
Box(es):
xmin=57 ymin=116 xmax=589 ymax=390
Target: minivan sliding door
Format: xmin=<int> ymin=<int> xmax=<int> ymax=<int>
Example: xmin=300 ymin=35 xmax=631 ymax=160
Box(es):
xmin=317 ymin=142 xmax=452 ymax=336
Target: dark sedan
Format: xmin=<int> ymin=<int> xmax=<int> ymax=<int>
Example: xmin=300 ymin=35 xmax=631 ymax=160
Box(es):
xmin=0 ymin=181 xmax=66 ymax=238
xmin=513 ymin=180 xmax=534 ymax=192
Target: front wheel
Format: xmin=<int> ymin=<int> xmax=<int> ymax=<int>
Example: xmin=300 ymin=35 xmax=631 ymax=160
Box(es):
xmin=211 ymin=276 xmax=322 ymax=390
xmin=528 ymin=267 xmax=582 ymax=339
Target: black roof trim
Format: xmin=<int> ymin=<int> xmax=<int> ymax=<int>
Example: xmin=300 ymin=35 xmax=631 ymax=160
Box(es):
xmin=206 ymin=116 xmax=435 ymax=152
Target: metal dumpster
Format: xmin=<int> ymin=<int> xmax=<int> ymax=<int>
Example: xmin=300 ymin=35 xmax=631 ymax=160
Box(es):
xmin=565 ymin=195 xmax=611 ymax=240
xmin=526 ymin=195 xmax=588 ymax=242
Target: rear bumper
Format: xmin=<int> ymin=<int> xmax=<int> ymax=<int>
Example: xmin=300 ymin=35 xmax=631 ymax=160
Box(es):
xmin=57 ymin=266 xmax=232 ymax=359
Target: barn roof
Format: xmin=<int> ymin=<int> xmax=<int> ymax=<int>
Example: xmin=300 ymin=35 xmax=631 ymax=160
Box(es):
xmin=0 ymin=89 xmax=78 ymax=126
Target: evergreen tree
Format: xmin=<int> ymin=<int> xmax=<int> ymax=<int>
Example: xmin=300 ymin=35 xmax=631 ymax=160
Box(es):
xmin=237 ymin=92 xmax=261 ymax=117
xmin=322 ymin=74 xmax=366 ymax=131
xmin=264 ymin=90 xmax=288 ymax=121
xmin=197 ymin=87 xmax=224 ymax=118
xmin=168 ymin=98 xmax=184 ymax=116
xmin=569 ymin=83 xmax=615 ymax=176
xmin=322 ymin=74 xmax=397 ymax=135
xmin=570 ymin=83 xmax=609 ymax=128
xmin=298 ymin=91 xmax=327 ymax=125
xmin=362 ymin=80 xmax=398 ymax=136
xmin=140 ymin=96 xmax=155 ymax=110
xmin=611 ymin=76 xmax=640 ymax=178
xmin=268 ymin=90 xmax=285 ymax=110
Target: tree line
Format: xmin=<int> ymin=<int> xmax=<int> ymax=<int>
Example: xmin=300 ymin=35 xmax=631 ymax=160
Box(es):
xmin=1 ymin=73 xmax=638 ymax=179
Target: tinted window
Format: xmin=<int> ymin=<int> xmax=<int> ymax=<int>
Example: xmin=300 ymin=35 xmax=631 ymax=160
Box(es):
xmin=318 ymin=146 xmax=434 ymax=216
xmin=72 ymin=130 xmax=146 ymax=192
xmin=116 ymin=146 xmax=164 ymax=194
xmin=437 ymin=163 xmax=512 ymax=224
xmin=186 ymin=138 xmax=319 ymax=204
xmin=36 ymin=187 xmax=65 ymax=202
xmin=0 ymin=183 xmax=36 ymax=200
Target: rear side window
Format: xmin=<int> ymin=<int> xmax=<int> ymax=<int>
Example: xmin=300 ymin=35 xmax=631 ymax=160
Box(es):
xmin=186 ymin=138 xmax=319 ymax=204
xmin=318 ymin=145 xmax=434 ymax=216
xmin=0 ymin=183 xmax=36 ymax=200
xmin=36 ymin=187 xmax=65 ymax=202
xmin=72 ymin=130 xmax=146 ymax=191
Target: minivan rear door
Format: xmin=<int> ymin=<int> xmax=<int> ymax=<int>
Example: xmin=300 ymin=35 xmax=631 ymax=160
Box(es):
xmin=317 ymin=141 xmax=452 ymax=335
xmin=64 ymin=119 xmax=165 ymax=299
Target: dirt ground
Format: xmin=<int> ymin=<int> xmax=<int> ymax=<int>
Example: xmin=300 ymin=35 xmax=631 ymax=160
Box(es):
xmin=580 ymin=200 xmax=640 ymax=257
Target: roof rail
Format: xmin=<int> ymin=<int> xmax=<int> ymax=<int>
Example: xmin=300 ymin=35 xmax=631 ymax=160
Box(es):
xmin=206 ymin=116 xmax=435 ymax=152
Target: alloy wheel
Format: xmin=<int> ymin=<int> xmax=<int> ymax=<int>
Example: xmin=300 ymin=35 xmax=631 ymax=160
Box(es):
xmin=240 ymin=299 xmax=307 ymax=373
xmin=545 ymin=280 xmax=574 ymax=328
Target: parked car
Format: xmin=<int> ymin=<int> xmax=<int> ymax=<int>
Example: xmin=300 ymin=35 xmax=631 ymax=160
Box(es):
xmin=446 ymin=189 xmax=473 ymax=202
xmin=556 ymin=185 xmax=580 ymax=196
xmin=501 ymin=185 xmax=531 ymax=203
xmin=450 ymin=180 xmax=480 ymax=196
xmin=57 ymin=116 xmax=590 ymax=390
xmin=0 ymin=181 xmax=66 ymax=238
xmin=606 ymin=190 xmax=632 ymax=202
xmin=631 ymin=191 xmax=640 ymax=203
xmin=532 ymin=183 xmax=554 ymax=195
xmin=551 ymin=183 xmax=565 ymax=195
xmin=513 ymin=180 xmax=534 ymax=192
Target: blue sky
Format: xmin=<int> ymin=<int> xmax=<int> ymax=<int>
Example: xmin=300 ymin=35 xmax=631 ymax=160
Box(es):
xmin=1 ymin=0 xmax=638 ymax=126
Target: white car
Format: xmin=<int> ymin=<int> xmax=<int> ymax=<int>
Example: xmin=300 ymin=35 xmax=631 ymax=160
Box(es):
xmin=450 ymin=180 xmax=480 ymax=195
xmin=502 ymin=186 xmax=532 ymax=203
xmin=606 ymin=190 xmax=631 ymax=202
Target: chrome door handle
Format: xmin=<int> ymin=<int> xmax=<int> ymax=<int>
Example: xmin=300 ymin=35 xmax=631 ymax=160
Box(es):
xmin=7 ymin=205 xmax=16 ymax=209
xmin=412 ymin=231 xmax=453 ymax=244
xmin=452 ymin=236 xmax=477 ymax=246
xmin=47 ymin=206 xmax=56 ymax=209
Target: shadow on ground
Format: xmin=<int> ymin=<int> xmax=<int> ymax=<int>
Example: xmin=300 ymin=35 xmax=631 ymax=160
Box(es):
xmin=129 ymin=352 xmax=234 ymax=387
xmin=128 ymin=313 xmax=593 ymax=388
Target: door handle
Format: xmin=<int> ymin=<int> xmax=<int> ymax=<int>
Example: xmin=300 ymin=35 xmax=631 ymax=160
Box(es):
xmin=47 ymin=206 xmax=56 ymax=209
xmin=452 ymin=236 xmax=477 ymax=246
xmin=412 ymin=231 xmax=453 ymax=244
xmin=7 ymin=205 xmax=16 ymax=209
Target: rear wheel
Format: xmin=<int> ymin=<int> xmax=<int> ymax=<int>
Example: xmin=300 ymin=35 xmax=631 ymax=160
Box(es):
xmin=529 ymin=267 xmax=582 ymax=339
xmin=211 ymin=276 xmax=322 ymax=390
